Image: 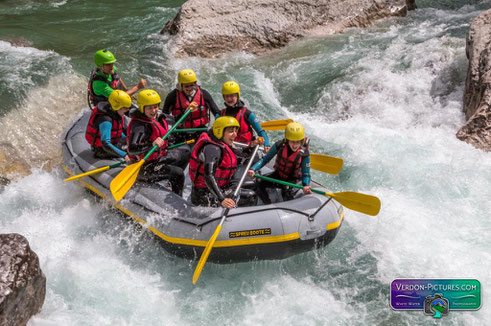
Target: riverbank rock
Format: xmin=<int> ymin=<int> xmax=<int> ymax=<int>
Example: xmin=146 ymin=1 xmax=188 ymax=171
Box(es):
xmin=162 ymin=0 xmax=416 ymax=58
xmin=0 ymin=233 xmax=46 ymax=326
xmin=457 ymin=9 xmax=491 ymax=151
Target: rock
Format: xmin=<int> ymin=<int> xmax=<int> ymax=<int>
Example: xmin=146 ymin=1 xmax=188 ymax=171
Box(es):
xmin=162 ymin=0 xmax=416 ymax=58
xmin=457 ymin=9 xmax=491 ymax=151
xmin=0 ymin=234 xmax=46 ymax=326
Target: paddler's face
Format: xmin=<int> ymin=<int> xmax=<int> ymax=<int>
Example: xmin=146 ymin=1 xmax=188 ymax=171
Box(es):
xmin=222 ymin=126 xmax=238 ymax=146
xmin=223 ymin=93 xmax=238 ymax=107
xmin=181 ymin=82 xmax=196 ymax=96
xmin=101 ymin=63 xmax=115 ymax=75
xmin=143 ymin=104 xmax=159 ymax=119
xmin=288 ymin=140 xmax=303 ymax=151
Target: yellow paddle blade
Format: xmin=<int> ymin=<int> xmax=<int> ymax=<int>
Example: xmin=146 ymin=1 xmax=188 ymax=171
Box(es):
xmin=63 ymin=165 xmax=110 ymax=182
xmin=326 ymin=192 xmax=381 ymax=216
xmin=110 ymin=160 xmax=144 ymax=201
xmin=310 ymin=153 xmax=343 ymax=175
xmin=260 ymin=119 xmax=293 ymax=131
xmin=193 ymin=224 xmax=222 ymax=284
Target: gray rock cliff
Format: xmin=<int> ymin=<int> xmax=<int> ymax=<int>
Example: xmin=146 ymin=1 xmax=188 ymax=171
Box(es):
xmin=162 ymin=0 xmax=416 ymax=58
xmin=457 ymin=9 xmax=491 ymax=151
xmin=0 ymin=233 xmax=46 ymax=326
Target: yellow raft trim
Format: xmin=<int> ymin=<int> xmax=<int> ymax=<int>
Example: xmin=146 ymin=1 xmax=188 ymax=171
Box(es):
xmin=63 ymin=164 xmax=344 ymax=248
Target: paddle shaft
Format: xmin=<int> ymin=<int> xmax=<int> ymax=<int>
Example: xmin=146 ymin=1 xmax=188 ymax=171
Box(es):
xmin=64 ymin=161 xmax=124 ymax=181
xmin=141 ymin=109 xmax=194 ymax=161
xmin=172 ymin=128 xmax=207 ymax=133
xmin=193 ymin=144 xmax=260 ymax=284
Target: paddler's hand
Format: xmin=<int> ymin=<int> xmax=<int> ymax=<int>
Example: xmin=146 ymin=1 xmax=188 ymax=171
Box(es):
xmin=263 ymin=146 xmax=271 ymax=153
xmin=188 ymin=101 xmax=199 ymax=112
xmin=138 ymin=78 xmax=147 ymax=89
xmin=124 ymin=155 xmax=132 ymax=164
xmin=250 ymin=137 xmax=264 ymax=147
xmin=303 ymin=186 xmax=312 ymax=194
xmin=153 ymin=137 xmax=165 ymax=148
xmin=221 ymin=198 xmax=236 ymax=209
xmin=247 ymin=169 xmax=255 ymax=178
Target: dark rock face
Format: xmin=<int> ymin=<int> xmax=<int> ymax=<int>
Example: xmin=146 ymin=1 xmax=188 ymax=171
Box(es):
xmin=162 ymin=0 xmax=416 ymax=58
xmin=457 ymin=9 xmax=491 ymax=151
xmin=0 ymin=233 xmax=46 ymax=326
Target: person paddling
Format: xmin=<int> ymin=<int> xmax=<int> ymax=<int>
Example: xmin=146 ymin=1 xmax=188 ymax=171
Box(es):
xmin=85 ymin=90 xmax=132 ymax=163
xmin=189 ymin=117 xmax=257 ymax=208
xmin=247 ymin=122 xmax=312 ymax=204
xmin=220 ymin=81 xmax=271 ymax=153
xmin=126 ymin=90 xmax=186 ymax=195
xmin=88 ymin=49 xmax=146 ymax=108
xmin=162 ymin=69 xmax=220 ymax=144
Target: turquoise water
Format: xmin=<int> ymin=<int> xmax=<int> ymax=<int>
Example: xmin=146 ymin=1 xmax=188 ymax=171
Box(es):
xmin=0 ymin=0 xmax=490 ymax=325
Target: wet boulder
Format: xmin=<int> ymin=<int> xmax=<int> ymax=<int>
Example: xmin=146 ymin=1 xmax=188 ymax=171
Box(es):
xmin=457 ymin=9 xmax=491 ymax=151
xmin=162 ymin=0 xmax=416 ymax=58
xmin=0 ymin=233 xmax=46 ymax=326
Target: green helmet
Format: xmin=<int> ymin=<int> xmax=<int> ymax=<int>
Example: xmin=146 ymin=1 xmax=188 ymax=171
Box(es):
xmin=94 ymin=49 xmax=117 ymax=67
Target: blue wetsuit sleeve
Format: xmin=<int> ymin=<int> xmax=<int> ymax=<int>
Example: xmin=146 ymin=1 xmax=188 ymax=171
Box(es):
xmin=251 ymin=143 xmax=278 ymax=171
xmin=99 ymin=121 xmax=127 ymax=157
xmin=247 ymin=112 xmax=270 ymax=146
xmin=301 ymin=155 xmax=311 ymax=186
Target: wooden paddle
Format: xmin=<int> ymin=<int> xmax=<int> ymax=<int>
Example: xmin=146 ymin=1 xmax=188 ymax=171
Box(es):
xmin=110 ymin=108 xmax=194 ymax=201
xmin=253 ymin=174 xmax=381 ymax=216
xmin=193 ymin=145 xmax=261 ymax=284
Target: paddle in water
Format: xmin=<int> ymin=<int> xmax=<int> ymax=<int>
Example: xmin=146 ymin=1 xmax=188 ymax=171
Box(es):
xmin=253 ymin=174 xmax=381 ymax=216
xmin=193 ymin=144 xmax=261 ymax=284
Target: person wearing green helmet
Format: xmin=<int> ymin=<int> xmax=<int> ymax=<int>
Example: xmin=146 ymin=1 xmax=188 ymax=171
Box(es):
xmin=247 ymin=121 xmax=312 ymax=204
xmin=88 ymin=49 xmax=147 ymax=108
xmin=162 ymin=69 xmax=220 ymax=144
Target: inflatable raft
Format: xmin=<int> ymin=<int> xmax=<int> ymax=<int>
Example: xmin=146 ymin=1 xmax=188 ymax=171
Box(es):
xmin=62 ymin=109 xmax=345 ymax=263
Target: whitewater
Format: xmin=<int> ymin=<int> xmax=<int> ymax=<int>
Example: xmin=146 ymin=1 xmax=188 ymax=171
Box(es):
xmin=0 ymin=0 xmax=490 ymax=325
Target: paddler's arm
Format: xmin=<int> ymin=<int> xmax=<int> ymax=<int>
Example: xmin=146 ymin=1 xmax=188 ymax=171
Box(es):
xmin=247 ymin=143 xmax=278 ymax=177
xmin=99 ymin=121 xmax=127 ymax=158
xmin=246 ymin=111 xmax=270 ymax=147
xmin=201 ymin=88 xmax=220 ymax=117
xmin=200 ymin=144 xmax=226 ymax=202
xmin=162 ymin=90 xmax=177 ymax=115
xmin=301 ymin=153 xmax=312 ymax=194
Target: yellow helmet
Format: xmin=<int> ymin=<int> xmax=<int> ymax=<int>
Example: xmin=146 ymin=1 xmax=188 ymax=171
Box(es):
xmin=285 ymin=122 xmax=305 ymax=141
xmin=222 ymin=81 xmax=240 ymax=98
xmin=137 ymin=89 xmax=161 ymax=113
xmin=213 ymin=116 xmax=239 ymax=139
xmin=177 ymin=69 xmax=197 ymax=87
xmin=108 ymin=90 xmax=132 ymax=111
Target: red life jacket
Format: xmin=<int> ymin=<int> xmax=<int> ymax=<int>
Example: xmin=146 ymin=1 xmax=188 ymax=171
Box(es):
xmin=87 ymin=68 xmax=121 ymax=106
xmin=126 ymin=115 xmax=168 ymax=162
xmin=189 ymin=132 xmax=237 ymax=188
xmin=85 ymin=103 xmax=124 ymax=148
xmin=172 ymin=87 xmax=208 ymax=128
xmin=220 ymin=106 xmax=253 ymax=144
xmin=274 ymin=139 xmax=309 ymax=181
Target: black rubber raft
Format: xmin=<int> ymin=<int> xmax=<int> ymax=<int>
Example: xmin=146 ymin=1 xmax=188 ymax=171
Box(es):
xmin=62 ymin=110 xmax=345 ymax=263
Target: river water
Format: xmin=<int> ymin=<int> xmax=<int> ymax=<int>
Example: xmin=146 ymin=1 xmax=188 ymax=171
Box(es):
xmin=0 ymin=0 xmax=490 ymax=325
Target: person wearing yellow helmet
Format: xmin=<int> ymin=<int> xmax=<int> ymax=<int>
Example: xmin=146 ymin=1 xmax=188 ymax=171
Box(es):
xmin=162 ymin=69 xmax=220 ymax=144
xmin=85 ymin=90 xmax=132 ymax=162
xmin=126 ymin=90 xmax=185 ymax=195
xmin=247 ymin=121 xmax=312 ymax=204
xmin=88 ymin=49 xmax=147 ymax=108
xmin=189 ymin=116 xmax=257 ymax=208
xmin=220 ymin=81 xmax=271 ymax=153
